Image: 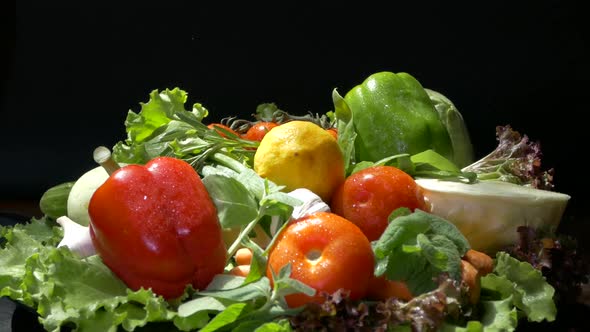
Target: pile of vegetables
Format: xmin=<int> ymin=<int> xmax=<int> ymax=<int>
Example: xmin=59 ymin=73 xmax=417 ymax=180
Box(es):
xmin=1 ymin=71 xmax=588 ymax=332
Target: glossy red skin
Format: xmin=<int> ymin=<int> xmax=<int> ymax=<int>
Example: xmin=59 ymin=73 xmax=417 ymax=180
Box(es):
xmin=88 ymin=157 xmax=226 ymax=299
xmin=266 ymin=212 xmax=375 ymax=308
xmin=243 ymin=122 xmax=279 ymax=141
xmin=330 ymin=165 xmax=426 ymax=241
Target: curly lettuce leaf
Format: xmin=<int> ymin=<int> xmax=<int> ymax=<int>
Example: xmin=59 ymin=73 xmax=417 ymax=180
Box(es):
xmin=441 ymin=296 xmax=518 ymax=332
xmin=1 ymin=218 xmax=62 ymax=301
xmin=461 ymin=125 xmax=554 ymax=190
xmin=128 ymin=88 xmax=189 ymax=141
xmin=1 ymin=219 xmax=177 ymax=332
xmin=112 ymin=88 xmax=256 ymax=169
xmin=112 ymin=88 xmax=207 ymax=164
xmin=481 ymin=252 xmax=556 ymax=323
xmin=436 ymin=252 xmax=553 ymax=332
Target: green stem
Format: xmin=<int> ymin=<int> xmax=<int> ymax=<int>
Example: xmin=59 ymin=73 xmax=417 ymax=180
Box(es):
xmin=211 ymin=152 xmax=249 ymax=174
xmin=226 ymin=215 xmax=262 ymax=263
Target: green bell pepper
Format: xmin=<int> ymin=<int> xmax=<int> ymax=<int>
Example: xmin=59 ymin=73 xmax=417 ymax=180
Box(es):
xmin=344 ymin=71 xmax=458 ymax=166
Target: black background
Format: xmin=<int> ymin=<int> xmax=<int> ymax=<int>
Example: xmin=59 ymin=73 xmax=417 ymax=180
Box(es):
xmin=1 ymin=2 xmax=590 ymax=331
xmin=2 ymin=3 xmax=589 ymax=226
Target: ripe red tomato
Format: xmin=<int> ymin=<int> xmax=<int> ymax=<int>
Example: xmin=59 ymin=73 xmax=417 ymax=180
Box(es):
xmin=242 ymin=121 xmax=279 ymax=141
xmin=330 ymin=165 xmax=426 ymax=241
xmin=266 ymin=211 xmax=375 ymax=308
xmin=207 ymin=123 xmax=239 ymax=138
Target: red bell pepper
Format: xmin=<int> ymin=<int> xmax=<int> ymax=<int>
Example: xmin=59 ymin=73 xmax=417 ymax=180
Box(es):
xmin=88 ymin=156 xmax=226 ymax=299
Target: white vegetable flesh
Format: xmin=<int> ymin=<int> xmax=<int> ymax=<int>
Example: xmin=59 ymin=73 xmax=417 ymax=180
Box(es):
xmin=266 ymin=188 xmax=331 ymax=240
xmin=56 ymin=216 xmax=96 ymax=258
xmin=416 ymin=179 xmax=571 ymax=254
xmin=66 ymin=166 xmax=110 ymax=226
xmin=282 ymin=188 xmax=330 ymax=221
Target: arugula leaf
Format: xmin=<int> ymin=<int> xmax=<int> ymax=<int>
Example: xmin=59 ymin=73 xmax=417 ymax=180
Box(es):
xmin=346 ymin=149 xmax=476 ymax=183
xmin=348 ymin=154 xmax=414 ymax=176
xmin=411 ymin=149 xmax=476 ymax=182
xmin=412 ymin=149 xmax=460 ymax=173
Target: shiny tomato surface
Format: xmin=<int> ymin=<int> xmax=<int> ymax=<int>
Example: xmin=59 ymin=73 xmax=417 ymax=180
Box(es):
xmin=330 ymin=165 xmax=426 ymax=241
xmin=242 ymin=121 xmax=279 ymax=141
xmin=266 ymin=211 xmax=375 ymax=308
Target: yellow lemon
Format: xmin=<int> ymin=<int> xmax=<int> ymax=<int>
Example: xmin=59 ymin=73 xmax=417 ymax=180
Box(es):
xmin=253 ymin=120 xmax=345 ymax=202
xmin=254 ymin=121 xmax=344 ymax=202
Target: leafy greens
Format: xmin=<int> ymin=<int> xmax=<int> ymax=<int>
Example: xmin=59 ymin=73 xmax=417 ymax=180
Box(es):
xmin=0 ymin=87 xmax=566 ymax=332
